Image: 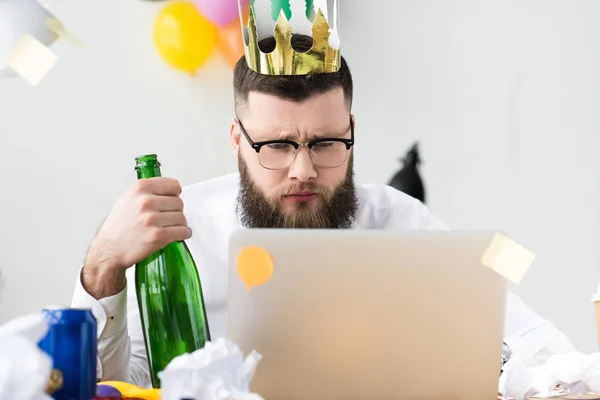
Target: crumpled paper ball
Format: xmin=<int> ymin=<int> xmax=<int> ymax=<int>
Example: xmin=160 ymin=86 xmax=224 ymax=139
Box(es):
xmin=0 ymin=314 xmax=53 ymax=400
xmin=499 ymin=352 xmax=600 ymax=400
xmin=158 ymin=337 xmax=264 ymax=400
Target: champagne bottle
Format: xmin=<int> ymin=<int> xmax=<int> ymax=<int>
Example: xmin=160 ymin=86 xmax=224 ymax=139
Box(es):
xmin=134 ymin=154 xmax=211 ymax=388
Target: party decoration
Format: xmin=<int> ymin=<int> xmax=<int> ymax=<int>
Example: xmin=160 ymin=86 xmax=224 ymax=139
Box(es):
xmin=388 ymin=143 xmax=426 ymax=203
xmin=270 ymin=0 xmax=291 ymax=20
xmin=7 ymin=34 xmax=58 ymax=86
xmin=45 ymin=18 xmax=86 ymax=48
xmin=239 ymin=0 xmax=341 ymax=76
xmin=217 ymin=2 xmax=249 ymax=69
xmin=193 ymin=0 xmax=248 ymax=28
xmin=97 ymin=381 xmax=161 ymax=400
xmin=0 ymin=0 xmax=57 ymax=69
xmin=267 ymin=0 xmax=314 ymax=20
xmin=153 ymin=1 xmax=219 ymax=75
xmin=481 ymin=232 xmax=536 ymax=285
xmin=0 ymin=0 xmax=83 ymax=86
xmin=1 ymin=0 xmax=57 ymax=84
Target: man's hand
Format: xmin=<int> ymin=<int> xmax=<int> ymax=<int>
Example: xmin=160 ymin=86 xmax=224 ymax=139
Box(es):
xmin=82 ymin=177 xmax=192 ymax=299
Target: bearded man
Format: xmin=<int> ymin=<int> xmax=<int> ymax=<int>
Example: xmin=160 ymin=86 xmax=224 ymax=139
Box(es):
xmin=71 ymin=9 xmax=575 ymax=388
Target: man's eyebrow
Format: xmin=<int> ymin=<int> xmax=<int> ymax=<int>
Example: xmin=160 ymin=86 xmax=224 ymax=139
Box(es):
xmin=277 ymin=133 xmax=299 ymax=141
xmin=311 ymin=130 xmax=350 ymax=140
xmin=276 ymin=130 xmax=349 ymax=141
xmin=252 ymin=132 xmax=296 ymax=141
xmin=253 ymin=127 xmax=350 ymax=142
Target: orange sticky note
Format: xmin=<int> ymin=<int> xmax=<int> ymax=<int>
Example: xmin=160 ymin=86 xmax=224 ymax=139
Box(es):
xmin=237 ymin=246 xmax=274 ymax=291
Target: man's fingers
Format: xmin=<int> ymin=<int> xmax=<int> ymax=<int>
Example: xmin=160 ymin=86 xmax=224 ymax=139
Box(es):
xmin=158 ymin=211 xmax=188 ymax=228
xmin=162 ymin=226 xmax=193 ymax=243
xmin=146 ymin=225 xmax=192 ymax=250
xmin=136 ymin=177 xmax=182 ymax=196
xmin=140 ymin=211 xmax=187 ymax=229
xmin=153 ymin=196 xmax=184 ymax=212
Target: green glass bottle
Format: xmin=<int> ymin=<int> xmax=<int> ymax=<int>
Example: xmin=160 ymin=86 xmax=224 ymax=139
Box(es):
xmin=134 ymin=154 xmax=211 ymax=388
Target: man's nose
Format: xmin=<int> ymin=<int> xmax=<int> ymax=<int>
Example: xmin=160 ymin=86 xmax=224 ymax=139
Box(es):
xmin=288 ymin=147 xmax=317 ymax=182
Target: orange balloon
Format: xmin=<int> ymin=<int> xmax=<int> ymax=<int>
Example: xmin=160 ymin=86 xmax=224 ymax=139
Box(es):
xmin=217 ymin=4 xmax=249 ymax=69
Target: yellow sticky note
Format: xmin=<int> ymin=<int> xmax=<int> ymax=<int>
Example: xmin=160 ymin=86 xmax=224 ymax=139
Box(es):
xmin=45 ymin=18 xmax=86 ymax=48
xmin=237 ymin=246 xmax=274 ymax=291
xmin=481 ymin=233 xmax=536 ymax=284
xmin=7 ymin=34 xmax=58 ymax=86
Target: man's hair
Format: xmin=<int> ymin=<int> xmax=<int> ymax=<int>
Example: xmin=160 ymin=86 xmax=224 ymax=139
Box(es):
xmin=233 ymin=34 xmax=353 ymax=115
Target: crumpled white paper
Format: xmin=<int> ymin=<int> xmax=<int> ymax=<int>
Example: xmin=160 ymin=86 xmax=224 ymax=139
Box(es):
xmin=499 ymin=352 xmax=600 ymax=400
xmin=0 ymin=313 xmax=53 ymax=400
xmin=158 ymin=337 xmax=264 ymax=400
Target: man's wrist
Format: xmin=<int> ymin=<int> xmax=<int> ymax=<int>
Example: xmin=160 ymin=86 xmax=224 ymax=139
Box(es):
xmin=81 ymin=260 xmax=126 ymax=300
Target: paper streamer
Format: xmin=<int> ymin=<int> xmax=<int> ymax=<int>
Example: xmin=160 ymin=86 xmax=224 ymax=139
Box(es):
xmin=45 ymin=18 xmax=86 ymax=48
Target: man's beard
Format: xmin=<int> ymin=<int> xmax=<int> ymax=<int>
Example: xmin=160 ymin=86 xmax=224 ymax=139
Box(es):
xmin=236 ymin=155 xmax=359 ymax=229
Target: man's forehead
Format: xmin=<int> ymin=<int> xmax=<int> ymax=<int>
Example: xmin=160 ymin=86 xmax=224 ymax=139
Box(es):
xmin=243 ymin=90 xmax=348 ymax=127
xmin=242 ymin=116 xmax=350 ymax=142
xmin=245 ymin=89 xmax=347 ymax=114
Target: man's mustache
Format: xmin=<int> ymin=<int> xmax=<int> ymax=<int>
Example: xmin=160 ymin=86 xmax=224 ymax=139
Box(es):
xmin=276 ymin=184 xmax=332 ymax=198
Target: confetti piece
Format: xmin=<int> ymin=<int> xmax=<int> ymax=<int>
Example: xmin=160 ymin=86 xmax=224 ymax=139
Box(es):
xmin=45 ymin=18 xmax=86 ymax=48
xmin=481 ymin=233 xmax=535 ymax=284
xmin=6 ymin=34 xmax=57 ymax=86
xmin=237 ymin=246 xmax=275 ymax=291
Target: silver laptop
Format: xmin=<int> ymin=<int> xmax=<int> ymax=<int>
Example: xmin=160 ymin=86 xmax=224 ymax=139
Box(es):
xmin=228 ymin=229 xmax=507 ymax=400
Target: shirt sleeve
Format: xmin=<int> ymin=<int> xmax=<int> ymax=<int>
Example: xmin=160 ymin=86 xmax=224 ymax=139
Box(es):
xmin=503 ymin=290 xmax=576 ymax=364
xmin=412 ymin=201 xmax=576 ymax=361
xmin=70 ymin=266 xmax=152 ymax=388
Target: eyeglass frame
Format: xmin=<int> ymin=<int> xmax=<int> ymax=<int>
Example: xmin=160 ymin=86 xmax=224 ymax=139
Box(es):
xmin=235 ymin=115 xmax=355 ymax=170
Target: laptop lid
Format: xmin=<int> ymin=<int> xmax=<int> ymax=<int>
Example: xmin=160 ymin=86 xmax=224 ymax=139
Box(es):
xmin=228 ymin=229 xmax=507 ymax=400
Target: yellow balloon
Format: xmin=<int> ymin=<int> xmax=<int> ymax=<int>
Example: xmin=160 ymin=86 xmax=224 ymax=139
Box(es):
xmin=153 ymin=1 xmax=219 ymax=74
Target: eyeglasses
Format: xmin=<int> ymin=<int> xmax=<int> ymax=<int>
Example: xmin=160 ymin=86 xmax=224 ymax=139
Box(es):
xmin=236 ymin=116 xmax=355 ymax=170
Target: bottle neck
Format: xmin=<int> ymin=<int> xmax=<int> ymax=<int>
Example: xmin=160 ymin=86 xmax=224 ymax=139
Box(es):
xmin=137 ymin=166 xmax=161 ymax=179
xmin=135 ymin=155 xmax=162 ymax=179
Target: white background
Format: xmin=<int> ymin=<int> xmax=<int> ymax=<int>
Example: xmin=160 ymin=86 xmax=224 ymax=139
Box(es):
xmin=0 ymin=0 xmax=598 ymax=353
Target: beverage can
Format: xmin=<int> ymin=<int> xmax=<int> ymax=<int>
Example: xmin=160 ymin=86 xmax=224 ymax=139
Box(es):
xmin=38 ymin=306 xmax=98 ymax=400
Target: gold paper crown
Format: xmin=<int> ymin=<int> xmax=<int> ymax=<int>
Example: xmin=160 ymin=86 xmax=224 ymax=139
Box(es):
xmin=239 ymin=1 xmax=341 ymax=76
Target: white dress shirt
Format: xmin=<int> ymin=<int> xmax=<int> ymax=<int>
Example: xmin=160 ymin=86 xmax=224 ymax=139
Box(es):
xmin=71 ymin=173 xmax=576 ymax=388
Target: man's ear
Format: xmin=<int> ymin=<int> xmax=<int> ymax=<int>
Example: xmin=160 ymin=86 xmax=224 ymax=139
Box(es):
xmin=230 ymin=117 xmax=241 ymax=154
